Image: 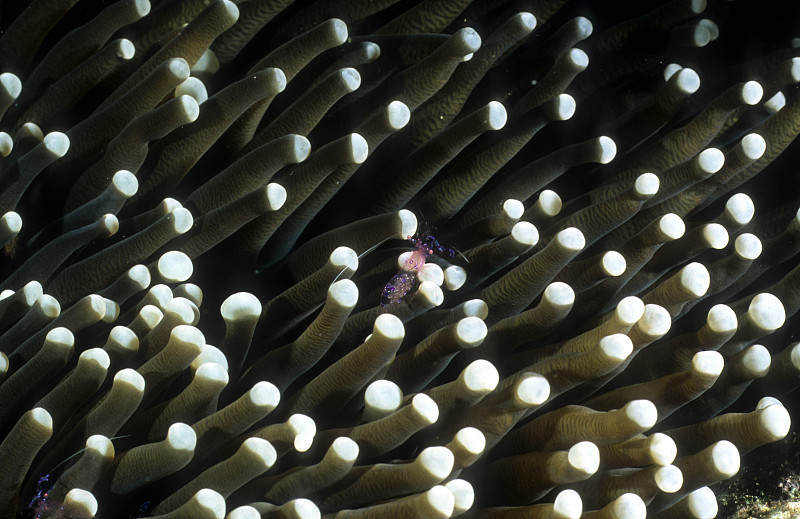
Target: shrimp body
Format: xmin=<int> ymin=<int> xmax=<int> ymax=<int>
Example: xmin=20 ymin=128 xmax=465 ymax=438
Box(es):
xmin=381 ymin=271 xmax=417 ymax=306
xmin=380 ymin=233 xmax=455 ymax=307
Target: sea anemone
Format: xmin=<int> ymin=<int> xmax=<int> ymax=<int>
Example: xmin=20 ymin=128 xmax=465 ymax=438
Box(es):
xmin=0 ymin=0 xmax=798 ymax=518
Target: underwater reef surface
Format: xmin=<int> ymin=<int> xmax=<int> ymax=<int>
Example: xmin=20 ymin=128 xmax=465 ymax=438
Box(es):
xmin=0 ymin=0 xmax=799 ymax=517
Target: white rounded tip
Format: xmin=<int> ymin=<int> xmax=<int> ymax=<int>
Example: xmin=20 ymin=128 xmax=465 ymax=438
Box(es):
xmin=178 ymin=94 xmax=200 ymax=121
xmin=650 ymin=433 xmax=677 ymax=465
xmin=81 ymin=347 xmax=111 ymax=370
xmin=412 ymin=393 xmax=439 ymax=424
xmin=169 ymin=207 xmax=193 ymax=234
xmin=692 ymin=0 xmax=707 ymax=13
xmin=362 ymin=42 xmax=380 ymax=61
xmin=486 ymin=101 xmax=507 ymax=130
xmin=331 ymin=436 xmax=359 ymax=462
xmin=398 ymin=209 xmax=418 ymax=239
xmin=47 ymin=326 xmax=75 ymax=348
xmin=734 ymin=233 xmax=761 ymax=260
xmin=703 ymin=223 xmax=728 ymax=249
xmin=427 ymin=486 xmax=455 ymax=517
xmin=600 ymin=334 xmax=634 ymax=361
xmin=196 ymin=362 xmax=229 ymax=385
xmin=118 ymin=39 xmax=136 ymax=60
xmin=327 ymin=19 xmax=349 ymax=44
xmin=680 ymin=262 xmax=710 ymax=297
xmin=741 ymin=344 xmax=771 ymax=375
xmin=64 ymin=489 xmax=98 ymax=516
xmin=374 ymin=312 xmax=404 ymax=340
xmin=659 ymin=213 xmax=685 ymax=239
xmin=597 ymin=136 xmax=617 ymax=163
xmin=557 ymin=227 xmax=585 ymax=251
xmin=569 ymin=441 xmax=600 ymax=475
xmin=510 ymin=11 xmax=534 ymax=32
xmin=502 ymin=199 xmax=524 ymax=219
xmin=339 ymin=68 xmax=361 ymax=92
xmin=791 ymin=57 xmax=800 ymax=80
xmin=113 ymin=170 xmax=139 ymax=197
xmin=749 ymin=293 xmax=785 ymax=331
xmin=538 ymin=190 xmax=562 ymax=216
xmin=545 ymin=282 xmax=575 ymax=306
xmin=624 ymin=399 xmax=657 ymax=428
xmin=158 ymin=250 xmax=193 ymax=282
xmin=290 ymin=134 xmax=311 ymax=162
xmin=134 ymin=0 xmax=151 ymax=16
xmin=698 ymin=19 xmax=719 ymax=40
xmin=741 ymin=133 xmax=766 ymax=160
xmin=250 ymin=381 xmax=280 ymax=407
xmin=329 ymin=278 xmax=359 ymax=308
xmin=243 ymin=437 xmax=277 ymax=468
xmin=462 ymin=359 xmax=499 ymax=392
xmin=641 ymin=304 xmax=672 ymax=336
xmin=698 ymin=148 xmax=724 ymax=173
xmin=511 ymin=221 xmax=539 ymax=246
xmin=348 ymin=133 xmax=368 ymax=164
xmin=455 ymin=428 xmax=486 ymax=458
xmin=710 ymin=440 xmax=740 ymax=477
xmin=168 ymin=57 xmax=191 ymax=79
xmin=617 ymin=296 xmax=645 ymax=325
xmin=167 ymin=422 xmax=197 ymax=451
xmin=444 ymin=265 xmax=466 ymax=291
xmin=693 ymin=350 xmax=724 ymax=376
xmin=221 ymin=292 xmax=262 ymax=320
xmin=760 ymin=404 xmax=791 ymax=440
xmin=456 ymin=317 xmax=487 ymax=347
xmin=419 ymin=446 xmax=455 ymax=479
xmin=611 ymin=493 xmax=647 ymax=519
xmin=116 ymin=368 xmax=146 ymax=391
xmin=707 ymin=304 xmax=737 ymax=334
xmin=266 ymin=183 xmax=286 ymax=210
xmin=575 ymin=16 xmax=593 ymax=38
xmin=602 ymin=251 xmax=626 ymax=276
xmin=687 ymin=487 xmax=718 ymax=519
xmin=555 ymin=93 xmax=576 ymax=120
xmin=193 ymin=489 xmax=225 ymax=518
xmin=98 ymin=214 xmax=119 ymax=236
xmin=387 ymin=100 xmax=410 ymax=129
xmin=676 ymin=68 xmax=701 ymax=94
xmin=553 ymin=489 xmax=583 ymax=518
xmin=445 ymin=479 xmax=474 ymax=514
xmin=31 ymin=407 xmax=53 ymax=429
xmin=516 ymin=373 xmax=550 ymax=405
xmin=0 ymin=72 xmax=21 ymax=99
xmin=569 ymin=48 xmax=589 ymax=69
xmin=635 ymin=172 xmax=659 ymax=196
xmin=655 ymin=465 xmax=683 ymax=493
xmin=458 ymin=27 xmax=482 ymax=54
xmin=692 ymin=26 xmax=711 ymax=47
xmin=742 ymin=80 xmax=763 ymax=105
xmin=764 ymin=91 xmax=786 ymax=113
xmin=2 ymin=211 xmax=21 ymax=233
xmin=364 ymin=379 xmax=403 ymax=413
xmin=0 ymin=132 xmax=12 ymax=157
xmin=725 ymin=193 xmax=754 ymax=225
xmin=664 ymin=63 xmax=683 ymax=80
xmin=44 ymin=132 xmax=70 ymax=157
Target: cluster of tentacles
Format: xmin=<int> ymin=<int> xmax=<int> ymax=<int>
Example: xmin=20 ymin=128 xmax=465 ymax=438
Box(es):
xmin=0 ymin=0 xmax=799 ymax=518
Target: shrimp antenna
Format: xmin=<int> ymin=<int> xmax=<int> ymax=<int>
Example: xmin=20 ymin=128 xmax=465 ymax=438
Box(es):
xmin=331 ymin=241 xmax=383 ymax=285
xmin=453 ymin=245 xmax=470 ymax=263
xmin=47 ymin=434 xmax=133 ymax=474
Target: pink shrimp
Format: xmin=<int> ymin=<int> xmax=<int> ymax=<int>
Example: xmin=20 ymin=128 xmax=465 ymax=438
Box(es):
xmin=380 ymin=233 xmax=456 ymax=306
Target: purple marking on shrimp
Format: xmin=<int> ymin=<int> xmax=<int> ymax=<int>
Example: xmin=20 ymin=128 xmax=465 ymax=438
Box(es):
xmin=379 ymin=233 xmax=456 ymax=307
